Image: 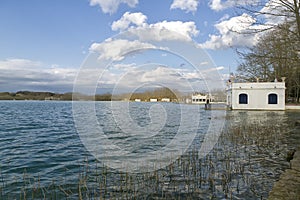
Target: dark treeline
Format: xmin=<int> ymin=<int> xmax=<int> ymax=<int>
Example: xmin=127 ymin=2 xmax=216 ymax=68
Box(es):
xmin=128 ymin=87 xmax=179 ymax=101
xmin=0 ymin=87 xmax=180 ymax=101
xmin=0 ymin=91 xmax=80 ymax=101
xmin=100 ymin=87 xmax=180 ymax=101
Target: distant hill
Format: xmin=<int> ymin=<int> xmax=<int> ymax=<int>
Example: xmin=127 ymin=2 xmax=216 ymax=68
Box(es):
xmin=0 ymin=91 xmax=90 ymax=101
xmin=0 ymin=87 xmax=180 ymax=101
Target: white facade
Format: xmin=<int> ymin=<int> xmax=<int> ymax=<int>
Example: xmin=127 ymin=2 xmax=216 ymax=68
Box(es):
xmin=226 ymin=81 xmax=285 ymax=110
xmin=161 ymin=98 xmax=170 ymax=102
xmin=192 ymin=94 xmax=213 ymax=104
xmin=150 ymin=98 xmax=158 ymax=102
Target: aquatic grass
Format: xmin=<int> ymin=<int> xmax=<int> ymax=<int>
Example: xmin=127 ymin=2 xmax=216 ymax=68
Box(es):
xmin=0 ymin=112 xmax=299 ymax=199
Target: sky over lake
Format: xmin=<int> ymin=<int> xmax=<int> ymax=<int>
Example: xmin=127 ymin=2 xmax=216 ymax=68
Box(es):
xmin=0 ymin=0 xmax=275 ymax=93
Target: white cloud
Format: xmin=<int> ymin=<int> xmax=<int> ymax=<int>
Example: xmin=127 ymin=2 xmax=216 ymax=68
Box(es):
xmin=90 ymin=12 xmax=200 ymax=61
xmin=0 ymin=58 xmax=42 ymax=70
xmin=209 ymin=0 xmax=294 ymax=26
xmin=204 ymin=0 xmax=294 ymax=49
xmin=200 ymin=13 xmax=261 ymax=49
xmin=209 ymin=0 xmax=233 ymax=11
xmin=106 ymin=65 xmax=205 ymax=90
xmin=148 ymin=21 xmax=199 ymax=39
xmin=0 ymin=58 xmax=77 ymax=92
xmin=111 ymin=12 xmax=147 ymax=31
xmin=112 ymin=63 xmax=137 ymax=71
xmin=216 ymin=66 xmax=225 ymax=71
xmin=216 ymin=13 xmax=257 ymax=34
xmin=209 ymin=0 xmax=258 ymax=11
xmin=89 ymin=0 xmax=138 ymax=14
xmin=170 ymin=0 xmax=198 ymax=13
xmin=90 ymin=39 xmax=155 ymax=61
xmin=111 ymin=12 xmax=199 ymax=41
xmin=126 ymin=25 xmax=195 ymax=43
xmin=260 ymin=0 xmax=294 ymax=25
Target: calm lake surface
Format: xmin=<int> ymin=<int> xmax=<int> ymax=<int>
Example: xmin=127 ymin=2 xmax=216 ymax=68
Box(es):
xmin=0 ymin=101 xmax=299 ymax=199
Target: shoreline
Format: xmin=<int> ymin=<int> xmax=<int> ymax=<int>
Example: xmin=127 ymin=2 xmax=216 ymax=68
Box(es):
xmin=268 ymin=147 xmax=300 ymax=199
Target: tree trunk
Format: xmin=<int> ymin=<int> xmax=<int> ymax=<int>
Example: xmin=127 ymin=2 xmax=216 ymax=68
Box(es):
xmin=293 ymin=0 xmax=300 ymax=41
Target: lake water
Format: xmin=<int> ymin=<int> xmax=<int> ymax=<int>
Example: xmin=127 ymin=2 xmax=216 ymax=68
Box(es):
xmin=0 ymin=101 xmax=299 ymax=199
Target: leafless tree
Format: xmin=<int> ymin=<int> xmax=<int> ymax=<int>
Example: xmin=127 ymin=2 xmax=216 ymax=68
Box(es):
xmin=235 ymin=0 xmax=300 ymax=103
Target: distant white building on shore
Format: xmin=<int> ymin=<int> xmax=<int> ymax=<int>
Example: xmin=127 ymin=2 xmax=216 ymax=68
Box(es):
xmin=150 ymin=98 xmax=158 ymax=102
xmin=226 ymin=78 xmax=286 ymax=110
xmin=192 ymin=93 xmax=214 ymax=104
xmin=161 ymin=98 xmax=170 ymax=102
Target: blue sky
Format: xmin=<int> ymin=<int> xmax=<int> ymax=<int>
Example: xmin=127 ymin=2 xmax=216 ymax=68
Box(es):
xmin=0 ymin=0 xmax=273 ymax=93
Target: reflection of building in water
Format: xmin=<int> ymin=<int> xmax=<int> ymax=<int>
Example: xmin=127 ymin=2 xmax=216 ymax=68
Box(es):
xmin=192 ymin=93 xmax=214 ymax=104
xmin=226 ymin=78 xmax=286 ymax=110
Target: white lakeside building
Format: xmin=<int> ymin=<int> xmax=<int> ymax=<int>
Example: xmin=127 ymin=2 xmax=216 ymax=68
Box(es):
xmin=150 ymin=98 xmax=158 ymax=102
xmin=226 ymin=79 xmax=286 ymax=110
xmin=192 ymin=93 xmax=214 ymax=104
xmin=161 ymin=98 xmax=171 ymax=102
